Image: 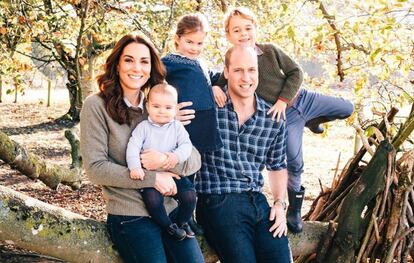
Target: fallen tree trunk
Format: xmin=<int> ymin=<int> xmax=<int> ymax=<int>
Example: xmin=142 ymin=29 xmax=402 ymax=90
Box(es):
xmin=0 ymin=131 xmax=81 ymax=190
xmin=0 ymin=185 xmax=329 ymax=263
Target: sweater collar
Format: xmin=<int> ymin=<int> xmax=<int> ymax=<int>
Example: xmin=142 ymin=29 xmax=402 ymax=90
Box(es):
xmin=255 ymin=44 xmax=264 ymax=56
xmin=147 ymin=117 xmax=174 ymax=127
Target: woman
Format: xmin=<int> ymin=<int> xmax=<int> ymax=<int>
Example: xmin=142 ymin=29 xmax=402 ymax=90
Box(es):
xmin=80 ymin=34 xmax=204 ymax=263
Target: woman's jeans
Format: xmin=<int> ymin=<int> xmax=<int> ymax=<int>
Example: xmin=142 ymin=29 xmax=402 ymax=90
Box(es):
xmin=107 ymin=209 xmax=204 ymax=263
xmin=196 ymin=192 xmax=293 ymax=263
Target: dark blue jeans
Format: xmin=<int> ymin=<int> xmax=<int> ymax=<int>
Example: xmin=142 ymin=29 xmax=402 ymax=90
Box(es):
xmin=107 ymin=209 xmax=204 ymax=263
xmin=196 ymin=192 xmax=292 ymax=263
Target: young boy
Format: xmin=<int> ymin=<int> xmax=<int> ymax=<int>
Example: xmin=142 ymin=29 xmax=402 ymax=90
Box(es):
xmin=126 ymin=83 xmax=196 ymax=240
xmin=213 ymin=7 xmax=354 ymax=233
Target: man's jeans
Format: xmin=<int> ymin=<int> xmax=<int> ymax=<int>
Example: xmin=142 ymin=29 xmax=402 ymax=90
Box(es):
xmin=286 ymin=89 xmax=354 ymax=191
xmin=107 ymin=209 xmax=204 ymax=263
xmin=196 ymin=192 xmax=293 ymax=263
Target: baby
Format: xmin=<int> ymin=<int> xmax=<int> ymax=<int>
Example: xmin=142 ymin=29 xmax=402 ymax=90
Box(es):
xmin=126 ymin=83 xmax=196 ymax=240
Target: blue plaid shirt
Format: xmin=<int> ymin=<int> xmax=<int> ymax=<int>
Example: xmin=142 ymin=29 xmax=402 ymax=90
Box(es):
xmin=195 ymin=92 xmax=287 ymax=194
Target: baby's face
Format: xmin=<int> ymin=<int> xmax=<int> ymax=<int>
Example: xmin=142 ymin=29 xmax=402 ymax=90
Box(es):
xmin=146 ymin=93 xmax=177 ymax=125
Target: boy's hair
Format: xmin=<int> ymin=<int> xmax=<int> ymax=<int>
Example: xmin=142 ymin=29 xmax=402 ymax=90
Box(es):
xmin=223 ymin=7 xmax=257 ymax=33
xmin=174 ymin=13 xmax=209 ymax=48
xmin=148 ymin=83 xmax=178 ymax=103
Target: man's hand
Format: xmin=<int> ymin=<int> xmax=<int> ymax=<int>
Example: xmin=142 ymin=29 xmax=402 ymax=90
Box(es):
xmin=212 ymin=85 xmax=227 ymax=107
xmin=130 ymin=168 xmax=145 ymax=180
xmin=269 ymin=203 xmax=288 ymax=238
xmin=162 ymin=152 xmax=179 ymax=170
xmin=176 ymin=101 xmax=195 ymax=126
xmin=267 ymin=99 xmax=287 ymax=122
xmin=141 ymin=149 xmax=168 ymax=170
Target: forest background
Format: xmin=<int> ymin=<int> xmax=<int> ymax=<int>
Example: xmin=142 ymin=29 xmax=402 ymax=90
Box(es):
xmin=0 ymin=0 xmax=413 ymax=262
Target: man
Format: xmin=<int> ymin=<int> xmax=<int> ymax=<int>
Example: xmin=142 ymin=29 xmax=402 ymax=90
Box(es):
xmin=194 ymin=46 xmax=292 ymax=263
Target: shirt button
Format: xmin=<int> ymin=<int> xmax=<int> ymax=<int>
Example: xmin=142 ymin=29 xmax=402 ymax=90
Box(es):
xmin=241 ymin=171 xmax=246 ymax=175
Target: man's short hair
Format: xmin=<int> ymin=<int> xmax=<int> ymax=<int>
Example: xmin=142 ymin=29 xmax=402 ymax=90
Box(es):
xmin=224 ymin=46 xmax=257 ymax=68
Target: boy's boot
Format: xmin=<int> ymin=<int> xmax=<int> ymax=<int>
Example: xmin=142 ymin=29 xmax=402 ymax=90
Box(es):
xmin=305 ymin=116 xmax=331 ymax=134
xmin=287 ymin=186 xmax=305 ymax=233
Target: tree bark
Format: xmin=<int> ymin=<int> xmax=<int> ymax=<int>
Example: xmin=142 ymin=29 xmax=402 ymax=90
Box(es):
xmin=64 ymin=127 xmax=81 ymax=169
xmin=0 ymin=131 xmax=81 ymax=190
xmin=0 ymin=185 xmax=120 ymax=263
xmin=0 ymin=185 xmax=329 ymax=262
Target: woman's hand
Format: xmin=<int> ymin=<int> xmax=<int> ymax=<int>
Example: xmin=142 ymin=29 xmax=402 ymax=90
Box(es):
xmin=267 ymin=99 xmax=287 ymax=122
xmin=162 ymin=152 xmax=179 ymax=170
xmin=155 ymin=172 xmax=180 ymax=196
xmin=176 ymin=101 xmax=195 ymax=126
xmin=212 ymin=85 xmax=227 ymax=107
xmin=268 ymin=203 xmax=288 ymax=238
xmin=140 ymin=149 xmax=167 ymax=170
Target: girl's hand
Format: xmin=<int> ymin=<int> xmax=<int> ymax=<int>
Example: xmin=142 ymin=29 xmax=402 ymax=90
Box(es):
xmin=176 ymin=101 xmax=195 ymax=126
xmin=212 ymin=85 xmax=227 ymax=107
xmin=267 ymin=99 xmax=287 ymax=122
xmin=140 ymin=149 xmax=167 ymax=170
xmin=155 ymin=172 xmax=180 ymax=196
xmin=268 ymin=203 xmax=288 ymax=238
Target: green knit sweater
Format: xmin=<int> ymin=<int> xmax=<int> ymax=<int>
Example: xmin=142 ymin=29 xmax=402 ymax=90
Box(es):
xmin=80 ymin=94 xmax=201 ymax=217
xmin=217 ymin=43 xmax=303 ymax=104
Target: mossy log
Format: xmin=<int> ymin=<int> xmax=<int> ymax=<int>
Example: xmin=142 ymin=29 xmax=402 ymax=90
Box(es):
xmin=0 ymin=185 xmax=329 ymax=262
xmin=0 ymin=131 xmax=81 ymax=190
xmin=0 ymin=185 xmax=120 ymax=263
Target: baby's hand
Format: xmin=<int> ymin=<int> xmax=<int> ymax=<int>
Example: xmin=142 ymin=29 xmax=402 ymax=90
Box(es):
xmin=130 ymin=168 xmax=145 ymax=180
xmin=212 ymin=86 xmax=227 ymax=108
xmin=163 ymin=153 xmax=179 ymax=170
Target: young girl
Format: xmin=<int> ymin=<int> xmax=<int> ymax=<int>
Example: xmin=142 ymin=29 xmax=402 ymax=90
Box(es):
xmin=213 ymin=7 xmax=354 ymax=233
xmin=162 ymin=13 xmax=223 ymax=156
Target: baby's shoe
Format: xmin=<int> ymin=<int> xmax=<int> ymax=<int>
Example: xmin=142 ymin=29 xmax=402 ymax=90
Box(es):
xmin=167 ymin=223 xmax=186 ymax=241
xmin=181 ymin=223 xmax=195 ymax=238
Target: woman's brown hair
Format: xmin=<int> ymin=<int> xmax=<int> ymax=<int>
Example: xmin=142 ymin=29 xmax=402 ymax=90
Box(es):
xmin=97 ymin=34 xmax=166 ymax=125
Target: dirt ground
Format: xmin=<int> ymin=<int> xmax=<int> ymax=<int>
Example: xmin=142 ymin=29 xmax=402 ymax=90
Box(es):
xmin=0 ymin=89 xmax=355 ymax=262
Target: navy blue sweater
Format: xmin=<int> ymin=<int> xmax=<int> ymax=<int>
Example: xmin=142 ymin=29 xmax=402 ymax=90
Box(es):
xmin=162 ymin=54 xmax=222 ymax=152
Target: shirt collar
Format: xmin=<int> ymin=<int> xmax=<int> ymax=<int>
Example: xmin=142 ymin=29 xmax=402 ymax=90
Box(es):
xmin=147 ymin=117 xmax=174 ymax=127
xmin=124 ymin=91 xmax=145 ymax=109
xmin=255 ymin=44 xmax=264 ymax=56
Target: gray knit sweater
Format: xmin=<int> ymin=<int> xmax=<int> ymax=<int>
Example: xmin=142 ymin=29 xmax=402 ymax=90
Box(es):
xmin=80 ymin=94 xmax=201 ymax=216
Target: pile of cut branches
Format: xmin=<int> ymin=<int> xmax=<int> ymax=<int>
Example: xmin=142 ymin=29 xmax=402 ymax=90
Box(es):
xmin=297 ymin=105 xmax=414 ymax=263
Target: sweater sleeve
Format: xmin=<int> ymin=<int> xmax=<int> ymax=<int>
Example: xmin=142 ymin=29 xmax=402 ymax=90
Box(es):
xmin=171 ymin=121 xmax=193 ymax=163
xmin=214 ymin=71 xmax=227 ymax=89
xmin=126 ymin=123 xmax=145 ymax=170
xmin=209 ymin=69 xmax=221 ymax=86
xmin=271 ymin=44 xmax=303 ymax=102
xmin=80 ymin=96 xmax=156 ymax=189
